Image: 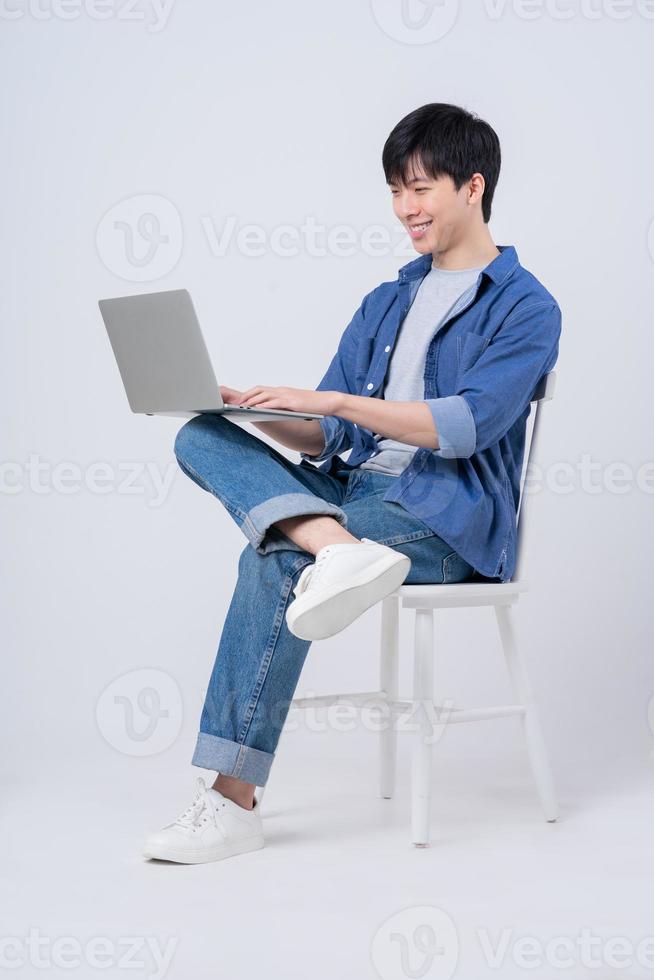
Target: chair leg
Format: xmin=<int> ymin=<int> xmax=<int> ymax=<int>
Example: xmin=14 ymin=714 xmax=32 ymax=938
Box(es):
xmin=495 ymin=604 xmax=559 ymax=822
xmin=411 ymin=608 xmax=435 ymax=847
xmin=379 ymin=594 xmax=400 ymax=800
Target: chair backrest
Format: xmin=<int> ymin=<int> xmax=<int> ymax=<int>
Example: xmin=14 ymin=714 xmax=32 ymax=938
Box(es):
xmin=512 ymin=371 xmax=557 ymax=583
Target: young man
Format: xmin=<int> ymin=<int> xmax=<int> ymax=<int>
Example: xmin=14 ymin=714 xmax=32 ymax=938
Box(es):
xmin=143 ymin=103 xmax=562 ymax=864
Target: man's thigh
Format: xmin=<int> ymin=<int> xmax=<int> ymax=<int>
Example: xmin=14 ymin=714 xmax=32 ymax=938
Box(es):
xmin=341 ymin=493 xmax=475 ymax=585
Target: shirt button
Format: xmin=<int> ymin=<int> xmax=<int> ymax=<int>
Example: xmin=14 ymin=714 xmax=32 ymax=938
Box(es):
xmin=384 ymin=345 xmax=391 ymax=352
xmin=366 ymin=383 xmax=374 ymax=390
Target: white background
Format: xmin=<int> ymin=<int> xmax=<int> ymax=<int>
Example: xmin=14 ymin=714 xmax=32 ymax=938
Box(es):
xmin=2 ymin=1 xmax=653 ymax=978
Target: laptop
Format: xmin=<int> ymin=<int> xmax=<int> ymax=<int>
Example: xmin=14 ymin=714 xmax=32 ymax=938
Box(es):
xmin=99 ymin=288 xmax=325 ymax=423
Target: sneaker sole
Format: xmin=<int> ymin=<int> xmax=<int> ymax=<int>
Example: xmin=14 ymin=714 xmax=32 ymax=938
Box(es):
xmin=143 ymin=834 xmax=265 ymax=864
xmin=286 ymin=551 xmax=411 ymax=641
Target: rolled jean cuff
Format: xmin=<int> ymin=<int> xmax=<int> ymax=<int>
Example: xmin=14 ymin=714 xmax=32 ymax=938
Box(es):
xmin=192 ymin=732 xmax=274 ymax=786
xmin=243 ymin=492 xmax=349 ymax=555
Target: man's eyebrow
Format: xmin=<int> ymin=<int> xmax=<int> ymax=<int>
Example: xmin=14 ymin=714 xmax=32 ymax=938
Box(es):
xmin=388 ymin=175 xmax=430 ymax=186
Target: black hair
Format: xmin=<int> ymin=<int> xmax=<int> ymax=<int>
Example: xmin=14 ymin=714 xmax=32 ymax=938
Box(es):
xmin=382 ymin=103 xmax=501 ymax=223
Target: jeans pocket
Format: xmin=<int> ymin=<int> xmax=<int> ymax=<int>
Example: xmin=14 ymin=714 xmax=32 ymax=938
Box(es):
xmin=442 ymin=550 xmax=475 ymax=584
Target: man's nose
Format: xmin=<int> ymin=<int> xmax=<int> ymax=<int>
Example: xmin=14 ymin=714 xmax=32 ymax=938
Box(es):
xmin=397 ymin=195 xmax=418 ymax=217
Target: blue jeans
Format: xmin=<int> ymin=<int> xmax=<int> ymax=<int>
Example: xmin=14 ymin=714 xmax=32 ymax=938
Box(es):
xmin=173 ymin=414 xmax=475 ymax=786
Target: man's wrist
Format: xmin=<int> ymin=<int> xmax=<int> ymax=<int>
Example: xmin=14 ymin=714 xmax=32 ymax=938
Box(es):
xmin=330 ymin=391 xmax=349 ymax=415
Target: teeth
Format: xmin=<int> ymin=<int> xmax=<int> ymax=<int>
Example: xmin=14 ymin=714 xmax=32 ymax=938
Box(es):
xmin=410 ymin=221 xmax=431 ymax=231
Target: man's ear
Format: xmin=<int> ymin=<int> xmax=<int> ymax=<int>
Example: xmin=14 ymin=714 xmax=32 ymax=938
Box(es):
xmin=467 ymin=172 xmax=486 ymax=207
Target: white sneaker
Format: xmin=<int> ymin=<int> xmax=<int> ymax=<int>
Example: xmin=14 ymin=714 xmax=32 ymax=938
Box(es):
xmin=285 ymin=537 xmax=411 ymax=641
xmin=143 ymin=777 xmax=265 ymax=864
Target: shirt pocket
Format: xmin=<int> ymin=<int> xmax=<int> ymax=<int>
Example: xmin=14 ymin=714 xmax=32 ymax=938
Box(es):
xmin=456 ymin=332 xmax=491 ymax=382
xmin=353 ymin=336 xmax=375 ymax=391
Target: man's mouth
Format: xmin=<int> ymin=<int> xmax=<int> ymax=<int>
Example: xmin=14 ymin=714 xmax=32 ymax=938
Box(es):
xmin=408 ymin=220 xmax=432 ymax=238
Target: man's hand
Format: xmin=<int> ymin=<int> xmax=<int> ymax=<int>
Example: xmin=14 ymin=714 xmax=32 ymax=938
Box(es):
xmin=220 ymin=384 xmax=328 ymax=456
xmin=238 ymin=385 xmax=343 ymax=416
xmin=220 ymin=385 xmax=246 ymax=405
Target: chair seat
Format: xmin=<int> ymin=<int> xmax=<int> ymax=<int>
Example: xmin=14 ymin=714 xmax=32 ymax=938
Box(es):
xmin=395 ymin=579 xmax=529 ymax=609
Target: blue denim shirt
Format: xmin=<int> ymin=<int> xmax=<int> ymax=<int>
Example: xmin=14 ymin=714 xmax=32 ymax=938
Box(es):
xmin=300 ymin=245 xmax=562 ymax=582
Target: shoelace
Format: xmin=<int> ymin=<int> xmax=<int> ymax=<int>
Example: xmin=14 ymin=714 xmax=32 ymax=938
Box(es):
xmin=294 ymin=539 xmax=376 ymax=597
xmin=294 ymin=549 xmax=334 ymax=596
xmin=173 ymin=777 xmax=227 ymax=838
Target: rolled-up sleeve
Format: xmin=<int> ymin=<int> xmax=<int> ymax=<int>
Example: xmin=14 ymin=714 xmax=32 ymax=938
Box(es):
xmin=424 ymin=395 xmax=476 ymax=459
xmin=300 ymin=287 xmax=377 ymax=464
xmin=300 ymin=415 xmax=353 ymax=463
xmin=424 ymin=300 xmax=562 ymax=459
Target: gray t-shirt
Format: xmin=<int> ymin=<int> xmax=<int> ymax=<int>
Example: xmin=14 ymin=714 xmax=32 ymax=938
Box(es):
xmin=359 ymin=262 xmax=482 ymax=476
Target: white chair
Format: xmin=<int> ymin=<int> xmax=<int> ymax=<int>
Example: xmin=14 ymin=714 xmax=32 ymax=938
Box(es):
xmin=259 ymin=372 xmax=558 ymax=846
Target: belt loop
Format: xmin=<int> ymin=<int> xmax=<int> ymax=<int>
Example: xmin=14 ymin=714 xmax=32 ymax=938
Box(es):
xmin=345 ymin=467 xmax=361 ymax=501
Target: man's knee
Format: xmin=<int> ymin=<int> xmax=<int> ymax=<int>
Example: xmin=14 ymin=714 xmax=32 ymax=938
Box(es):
xmin=173 ymin=414 xmax=228 ymax=464
xmin=173 ymin=416 xmax=201 ymax=463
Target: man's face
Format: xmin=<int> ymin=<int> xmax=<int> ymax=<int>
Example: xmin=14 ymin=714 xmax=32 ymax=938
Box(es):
xmin=389 ymin=157 xmax=471 ymax=256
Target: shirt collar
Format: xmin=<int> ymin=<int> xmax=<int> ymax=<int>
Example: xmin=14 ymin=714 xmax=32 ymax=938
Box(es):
xmin=398 ymin=244 xmax=519 ymax=285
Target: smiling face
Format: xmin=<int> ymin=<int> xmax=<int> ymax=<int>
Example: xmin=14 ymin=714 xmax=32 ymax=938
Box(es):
xmin=389 ymin=155 xmax=483 ymax=257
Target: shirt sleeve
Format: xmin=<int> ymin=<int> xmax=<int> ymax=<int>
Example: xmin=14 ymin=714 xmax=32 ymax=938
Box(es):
xmin=300 ymin=415 xmax=354 ymax=463
xmin=424 ymin=300 xmax=562 ymax=459
xmin=300 ymin=288 xmax=376 ymax=463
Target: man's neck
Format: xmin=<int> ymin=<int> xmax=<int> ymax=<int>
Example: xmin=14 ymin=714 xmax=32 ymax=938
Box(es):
xmin=431 ymin=227 xmax=500 ymax=271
